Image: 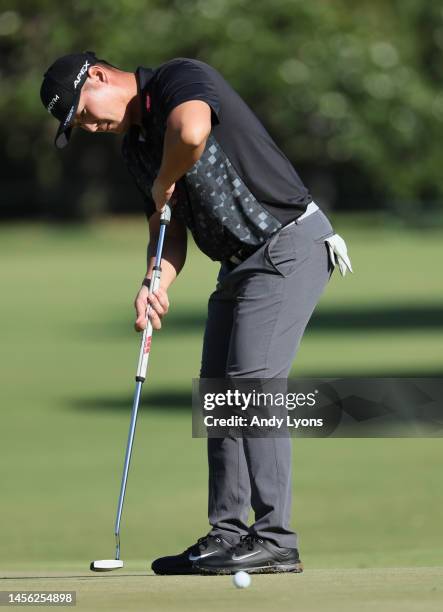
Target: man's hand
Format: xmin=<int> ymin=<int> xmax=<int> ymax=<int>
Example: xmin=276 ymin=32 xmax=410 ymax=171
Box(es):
xmin=152 ymin=177 xmax=175 ymax=213
xmin=134 ymin=284 xmax=170 ymax=331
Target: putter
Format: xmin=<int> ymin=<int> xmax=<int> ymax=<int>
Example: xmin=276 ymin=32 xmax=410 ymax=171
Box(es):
xmin=90 ymin=203 xmax=172 ymax=572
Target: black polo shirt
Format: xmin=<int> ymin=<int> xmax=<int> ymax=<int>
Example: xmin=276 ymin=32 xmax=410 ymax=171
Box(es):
xmin=122 ymin=58 xmax=312 ymax=261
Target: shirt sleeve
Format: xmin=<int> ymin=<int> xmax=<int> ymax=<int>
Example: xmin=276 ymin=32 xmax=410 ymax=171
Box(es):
xmin=153 ymin=59 xmax=221 ymax=125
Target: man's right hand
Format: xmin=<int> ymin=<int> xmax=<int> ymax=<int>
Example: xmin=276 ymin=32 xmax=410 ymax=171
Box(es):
xmin=134 ymin=284 xmax=170 ymax=332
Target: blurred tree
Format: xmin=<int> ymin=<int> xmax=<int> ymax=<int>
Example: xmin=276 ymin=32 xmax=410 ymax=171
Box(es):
xmin=0 ymin=0 xmax=442 ymax=221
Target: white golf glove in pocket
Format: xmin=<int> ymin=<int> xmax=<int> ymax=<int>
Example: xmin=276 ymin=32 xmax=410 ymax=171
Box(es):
xmin=324 ymin=233 xmax=353 ymax=277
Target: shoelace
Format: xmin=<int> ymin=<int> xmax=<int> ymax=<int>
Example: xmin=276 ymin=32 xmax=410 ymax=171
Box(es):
xmin=195 ymin=535 xmax=222 ymax=552
xmin=235 ymin=534 xmax=264 ymax=552
xmin=196 ymin=536 xmax=209 ymax=551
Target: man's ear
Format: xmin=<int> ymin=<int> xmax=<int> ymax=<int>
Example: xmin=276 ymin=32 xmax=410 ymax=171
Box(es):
xmin=87 ymin=65 xmax=108 ymax=84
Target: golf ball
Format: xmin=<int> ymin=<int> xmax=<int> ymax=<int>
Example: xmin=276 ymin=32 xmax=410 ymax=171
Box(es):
xmin=233 ymin=571 xmax=251 ymax=589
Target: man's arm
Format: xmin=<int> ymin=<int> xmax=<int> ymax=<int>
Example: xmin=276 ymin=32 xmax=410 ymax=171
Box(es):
xmin=135 ymin=99 xmax=211 ymax=330
xmin=151 ymin=100 xmax=213 ymax=211
xmin=134 ymin=213 xmax=187 ymax=331
xmin=146 ymin=211 xmax=187 ymax=287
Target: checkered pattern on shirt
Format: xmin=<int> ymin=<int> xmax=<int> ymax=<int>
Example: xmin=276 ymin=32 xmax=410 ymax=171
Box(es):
xmin=122 ymin=129 xmax=282 ymax=261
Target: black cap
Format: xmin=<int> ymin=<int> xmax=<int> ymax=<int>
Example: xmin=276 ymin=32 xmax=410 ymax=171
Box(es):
xmin=40 ymin=51 xmax=99 ymax=149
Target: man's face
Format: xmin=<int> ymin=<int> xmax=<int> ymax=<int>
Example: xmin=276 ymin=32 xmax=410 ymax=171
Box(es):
xmin=73 ymin=66 xmax=130 ymax=135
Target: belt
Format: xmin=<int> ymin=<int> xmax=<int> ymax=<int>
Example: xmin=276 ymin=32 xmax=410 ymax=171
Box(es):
xmin=294 ymin=201 xmax=319 ymax=224
xmin=227 ymin=201 xmax=320 ymax=266
xmin=228 ymin=248 xmax=256 ymax=267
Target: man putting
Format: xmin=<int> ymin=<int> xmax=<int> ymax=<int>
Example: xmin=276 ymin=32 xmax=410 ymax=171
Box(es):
xmin=40 ymin=51 xmax=352 ymax=575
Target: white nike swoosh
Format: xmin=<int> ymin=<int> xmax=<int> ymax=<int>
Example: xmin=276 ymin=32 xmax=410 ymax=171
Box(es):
xmin=188 ymin=550 xmax=219 ymax=561
xmin=231 ymin=550 xmax=261 ymax=561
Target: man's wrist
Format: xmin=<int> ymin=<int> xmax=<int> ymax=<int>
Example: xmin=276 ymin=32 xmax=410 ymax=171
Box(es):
xmin=142 ymin=278 xmax=151 ymax=289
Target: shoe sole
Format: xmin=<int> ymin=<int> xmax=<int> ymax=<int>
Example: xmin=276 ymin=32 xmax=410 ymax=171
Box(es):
xmin=197 ymin=561 xmax=304 ymax=575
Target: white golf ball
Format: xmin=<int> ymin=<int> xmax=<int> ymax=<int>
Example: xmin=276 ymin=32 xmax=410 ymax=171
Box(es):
xmin=233 ymin=570 xmax=251 ymax=589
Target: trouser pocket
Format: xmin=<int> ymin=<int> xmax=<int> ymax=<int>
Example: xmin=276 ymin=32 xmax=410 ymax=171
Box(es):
xmin=265 ymin=223 xmax=312 ymax=277
xmin=301 ymin=210 xmax=353 ymax=277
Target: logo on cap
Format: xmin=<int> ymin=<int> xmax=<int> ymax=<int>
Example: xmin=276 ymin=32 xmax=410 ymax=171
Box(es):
xmin=63 ymin=105 xmax=75 ymax=128
xmin=47 ymin=94 xmax=59 ymax=113
xmin=73 ymin=60 xmax=90 ymax=89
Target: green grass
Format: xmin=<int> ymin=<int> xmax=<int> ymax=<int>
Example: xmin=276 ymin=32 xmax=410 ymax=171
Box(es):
xmin=1 ymin=568 xmax=443 ymax=612
xmin=0 ymin=216 xmax=442 ymax=611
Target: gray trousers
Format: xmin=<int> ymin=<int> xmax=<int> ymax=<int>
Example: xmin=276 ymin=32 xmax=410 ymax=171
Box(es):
xmin=200 ymin=207 xmax=335 ymax=549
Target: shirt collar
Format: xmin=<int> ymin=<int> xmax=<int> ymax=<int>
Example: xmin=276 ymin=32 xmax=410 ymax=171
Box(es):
xmin=135 ymin=66 xmax=155 ymax=126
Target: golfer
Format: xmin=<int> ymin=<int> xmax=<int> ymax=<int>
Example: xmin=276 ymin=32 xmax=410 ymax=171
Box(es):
xmin=40 ymin=51 xmax=352 ymax=575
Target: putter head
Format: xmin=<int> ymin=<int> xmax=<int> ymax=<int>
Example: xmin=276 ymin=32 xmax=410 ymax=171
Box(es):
xmin=90 ymin=559 xmax=124 ymax=572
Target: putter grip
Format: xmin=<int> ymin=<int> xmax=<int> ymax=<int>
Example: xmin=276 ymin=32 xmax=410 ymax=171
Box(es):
xmin=160 ymin=203 xmax=172 ymax=225
xmin=134 ymin=208 xmax=169 ymax=382
xmin=135 ymin=270 xmax=161 ymax=382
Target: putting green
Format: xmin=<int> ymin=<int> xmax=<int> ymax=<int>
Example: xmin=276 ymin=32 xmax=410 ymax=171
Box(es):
xmin=1 ymin=567 xmax=442 ymax=611
xmin=0 ymin=217 xmax=442 ymax=611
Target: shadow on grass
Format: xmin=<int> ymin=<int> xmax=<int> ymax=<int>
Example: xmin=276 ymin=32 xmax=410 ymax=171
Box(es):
xmin=0 ymin=575 xmax=152 ymax=580
xmin=74 ymin=304 xmax=443 ymax=339
xmin=311 ymin=304 xmax=443 ymax=331
xmin=66 ymin=368 xmax=443 ymax=412
xmin=67 ymin=390 xmax=192 ymax=412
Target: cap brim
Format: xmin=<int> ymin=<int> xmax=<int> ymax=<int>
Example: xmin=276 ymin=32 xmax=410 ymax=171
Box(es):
xmin=54 ymin=90 xmax=81 ymax=149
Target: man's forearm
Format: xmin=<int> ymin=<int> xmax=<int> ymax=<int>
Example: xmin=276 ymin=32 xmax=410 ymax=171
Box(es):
xmin=156 ymin=124 xmax=207 ymax=187
xmin=145 ymin=233 xmax=187 ymax=290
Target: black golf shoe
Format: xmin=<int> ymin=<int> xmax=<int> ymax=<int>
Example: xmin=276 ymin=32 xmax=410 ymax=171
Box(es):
xmin=195 ymin=534 xmax=303 ymax=575
xmin=151 ymin=534 xmax=232 ymax=575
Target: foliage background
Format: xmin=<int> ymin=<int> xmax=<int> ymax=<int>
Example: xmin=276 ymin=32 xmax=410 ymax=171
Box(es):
xmin=1 ymin=0 xmax=443 ymax=221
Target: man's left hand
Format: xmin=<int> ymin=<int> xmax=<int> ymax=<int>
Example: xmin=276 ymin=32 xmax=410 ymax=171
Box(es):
xmin=152 ymin=177 xmax=175 ymax=212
